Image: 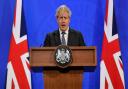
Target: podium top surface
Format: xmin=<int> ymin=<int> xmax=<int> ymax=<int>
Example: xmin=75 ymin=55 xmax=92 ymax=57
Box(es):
xmin=30 ymin=46 xmax=97 ymax=67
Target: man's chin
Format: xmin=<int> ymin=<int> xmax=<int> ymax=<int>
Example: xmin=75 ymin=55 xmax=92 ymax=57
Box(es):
xmin=60 ymin=27 xmax=68 ymax=31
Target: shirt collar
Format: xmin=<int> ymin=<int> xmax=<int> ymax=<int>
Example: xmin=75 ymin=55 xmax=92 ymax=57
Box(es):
xmin=59 ymin=27 xmax=69 ymax=34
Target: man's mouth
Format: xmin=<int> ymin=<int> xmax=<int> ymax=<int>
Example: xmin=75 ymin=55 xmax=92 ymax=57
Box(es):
xmin=61 ymin=24 xmax=66 ymax=27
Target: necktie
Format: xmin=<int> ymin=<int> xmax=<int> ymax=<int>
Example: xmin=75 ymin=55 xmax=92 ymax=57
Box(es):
xmin=61 ymin=32 xmax=66 ymax=45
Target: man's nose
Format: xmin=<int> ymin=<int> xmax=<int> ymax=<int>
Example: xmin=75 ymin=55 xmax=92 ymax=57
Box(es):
xmin=62 ymin=17 xmax=66 ymax=21
xmin=61 ymin=17 xmax=64 ymax=21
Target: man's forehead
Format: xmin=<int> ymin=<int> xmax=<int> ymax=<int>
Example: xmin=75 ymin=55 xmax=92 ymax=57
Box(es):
xmin=58 ymin=12 xmax=69 ymax=17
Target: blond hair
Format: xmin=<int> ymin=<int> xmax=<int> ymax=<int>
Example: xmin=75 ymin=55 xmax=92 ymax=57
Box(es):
xmin=55 ymin=5 xmax=72 ymax=18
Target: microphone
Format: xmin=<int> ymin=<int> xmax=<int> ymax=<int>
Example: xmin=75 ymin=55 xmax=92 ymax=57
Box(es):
xmin=40 ymin=43 xmax=43 ymax=47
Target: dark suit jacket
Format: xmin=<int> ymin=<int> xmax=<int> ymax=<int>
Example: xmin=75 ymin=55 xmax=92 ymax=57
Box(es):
xmin=43 ymin=28 xmax=85 ymax=46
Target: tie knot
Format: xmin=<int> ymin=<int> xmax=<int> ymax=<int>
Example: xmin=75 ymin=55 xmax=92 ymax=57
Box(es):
xmin=61 ymin=32 xmax=66 ymax=35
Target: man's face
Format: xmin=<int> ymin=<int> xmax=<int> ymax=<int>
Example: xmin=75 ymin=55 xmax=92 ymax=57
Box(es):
xmin=57 ymin=11 xmax=70 ymax=31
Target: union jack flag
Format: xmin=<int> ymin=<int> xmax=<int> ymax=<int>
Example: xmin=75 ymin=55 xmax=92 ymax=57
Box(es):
xmin=6 ymin=0 xmax=31 ymax=89
xmin=100 ymin=0 xmax=125 ymax=89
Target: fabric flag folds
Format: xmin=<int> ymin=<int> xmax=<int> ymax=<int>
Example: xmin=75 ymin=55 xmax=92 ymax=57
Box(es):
xmin=100 ymin=0 xmax=125 ymax=89
xmin=6 ymin=0 xmax=31 ymax=89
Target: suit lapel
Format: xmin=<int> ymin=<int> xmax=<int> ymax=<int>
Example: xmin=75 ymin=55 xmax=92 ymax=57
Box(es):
xmin=67 ymin=28 xmax=73 ymax=45
xmin=54 ymin=30 xmax=61 ymax=46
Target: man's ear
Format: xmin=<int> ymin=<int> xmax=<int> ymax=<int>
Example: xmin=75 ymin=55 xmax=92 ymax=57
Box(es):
xmin=69 ymin=17 xmax=71 ymax=23
xmin=56 ymin=16 xmax=59 ymax=20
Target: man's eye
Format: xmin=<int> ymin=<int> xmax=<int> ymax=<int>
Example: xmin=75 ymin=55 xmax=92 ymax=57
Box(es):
xmin=59 ymin=17 xmax=68 ymax=19
xmin=64 ymin=17 xmax=67 ymax=19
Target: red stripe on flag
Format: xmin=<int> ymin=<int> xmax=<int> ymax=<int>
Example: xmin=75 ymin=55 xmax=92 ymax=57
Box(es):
xmin=105 ymin=78 xmax=108 ymax=89
xmin=119 ymin=59 xmax=123 ymax=69
xmin=11 ymin=79 xmax=14 ymax=89
xmin=26 ymin=61 xmax=30 ymax=70
xmin=102 ymin=34 xmax=124 ymax=89
xmin=9 ymin=35 xmax=28 ymax=62
xmin=105 ymin=0 xmax=109 ymax=24
xmin=13 ymin=0 xmax=17 ymax=27
xmin=11 ymin=57 xmax=30 ymax=89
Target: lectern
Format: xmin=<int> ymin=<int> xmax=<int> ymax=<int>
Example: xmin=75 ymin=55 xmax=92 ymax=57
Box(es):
xmin=30 ymin=46 xmax=97 ymax=89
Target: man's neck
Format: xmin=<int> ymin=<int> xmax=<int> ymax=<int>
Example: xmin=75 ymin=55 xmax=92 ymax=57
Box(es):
xmin=59 ymin=27 xmax=69 ymax=33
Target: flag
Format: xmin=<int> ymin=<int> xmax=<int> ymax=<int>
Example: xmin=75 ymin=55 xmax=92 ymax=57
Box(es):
xmin=6 ymin=0 xmax=31 ymax=89
xmin=100 ymin=0 xmax=125 ymax=89
xmin=115 ymin=0 xmax=128 ymax=88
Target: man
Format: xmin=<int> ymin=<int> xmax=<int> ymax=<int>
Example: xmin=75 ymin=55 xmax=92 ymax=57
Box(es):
xmin=44 ymin=5 xmax=85 ymax=46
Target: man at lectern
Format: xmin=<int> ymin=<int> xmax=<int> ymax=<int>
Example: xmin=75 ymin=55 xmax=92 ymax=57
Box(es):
xmin=44 ymin=5 xmax=85 ymax=46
